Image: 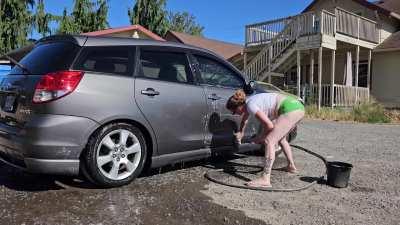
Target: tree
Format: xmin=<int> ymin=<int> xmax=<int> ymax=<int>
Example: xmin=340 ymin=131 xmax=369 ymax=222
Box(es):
xmin=128 ymin=0 xmax=169 ymax=36
xmin=0 ymin=0 xmax=35 ymax=53
xmin=57 ymin=0 xmax=109 ymax=34
xmin=57 ymin=8 xmax=76 ymax=34
xmin=168 ymin=11 xmax=204 ymax=36
xmin=34 ymin=0 xmax=52 ymax=37
xmin=93 ymin=0 xmax=108 ymax=31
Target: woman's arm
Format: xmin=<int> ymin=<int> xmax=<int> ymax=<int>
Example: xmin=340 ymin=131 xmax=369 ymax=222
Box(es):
xmin=239 ymin=111 xmax=249 ymax=133
xmin=255 ymin=111 xmax=274 ymax=132
xmin=236 ymin=111 xmax=249 ymax=142
xmin=250 ymin=111 xmax=274 ymax=144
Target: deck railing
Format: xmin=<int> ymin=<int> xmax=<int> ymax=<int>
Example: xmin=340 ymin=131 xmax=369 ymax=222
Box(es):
xmin=322 ymin=10 xmax=336 ymax=36
xmin=245 ymin=16 xmax=292 ymax=46
xmin=303 ymin=84 xmax=369 ymax=107
xmin=334 ymin=85 xmax=369 ymax=107
xmin=245 ymin=8 xmax=379 ymax=46
xmin=244 ymin=12 xmax=318 ymax=80
xmin=335 ymin=7 xmax=378 ymax=43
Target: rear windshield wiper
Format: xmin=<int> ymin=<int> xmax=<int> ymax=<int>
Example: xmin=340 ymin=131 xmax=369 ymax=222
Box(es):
xmin=1 ymin=53 xmax=32 ymax=74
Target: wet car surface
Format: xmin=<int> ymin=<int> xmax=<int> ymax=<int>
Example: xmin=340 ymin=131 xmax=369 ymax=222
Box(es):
xmin=0 ymin=157 xmax=265 ymax=225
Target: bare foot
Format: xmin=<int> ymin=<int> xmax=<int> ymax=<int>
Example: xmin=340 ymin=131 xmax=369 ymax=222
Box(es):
xmin=245 ymin=174 xmax=272 ymax=188
xmin=286 ymin=165 xmax=298 ymax=173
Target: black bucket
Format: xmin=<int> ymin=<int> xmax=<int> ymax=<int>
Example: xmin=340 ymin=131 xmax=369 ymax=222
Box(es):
xmin=326 ymin=161 xmax=353 ymax=188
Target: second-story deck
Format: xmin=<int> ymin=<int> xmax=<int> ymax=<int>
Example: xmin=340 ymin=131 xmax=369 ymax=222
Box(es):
xmin=245 ymin=7 xmax=379 ymax=48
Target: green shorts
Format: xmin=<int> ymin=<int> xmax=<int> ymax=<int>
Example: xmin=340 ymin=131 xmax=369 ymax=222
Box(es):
xmin=278 ymin=96 xmax=304 ymax=115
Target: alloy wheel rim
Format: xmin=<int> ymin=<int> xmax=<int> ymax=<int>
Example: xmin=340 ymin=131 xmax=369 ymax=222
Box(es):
xmin=96 ymin=129 xmax=142 ymax=180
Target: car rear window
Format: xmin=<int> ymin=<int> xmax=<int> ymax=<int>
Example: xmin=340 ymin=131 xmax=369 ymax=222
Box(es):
xmin=9 ymin=42 xmax=80 ymax=75
xmin=73 ymin=47 xmax=132 ymax=76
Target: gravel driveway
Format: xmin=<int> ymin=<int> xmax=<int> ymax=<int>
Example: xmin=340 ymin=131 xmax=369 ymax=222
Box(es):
xmin=0 ymin=120 xmax=399 ymax=225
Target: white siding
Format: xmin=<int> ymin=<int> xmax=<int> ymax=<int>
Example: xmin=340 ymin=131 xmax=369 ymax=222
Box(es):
xmin=371 ymin=51 xmax=400 ymax=108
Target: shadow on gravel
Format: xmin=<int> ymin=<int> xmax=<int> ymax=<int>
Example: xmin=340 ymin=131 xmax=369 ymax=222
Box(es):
xmin=0 ymin=152 xmax=250 ymax=191
xmin=300 ymin=176 xmax=325 ymax=184
xmin=0 ymin=161 xmax=63 ymax=191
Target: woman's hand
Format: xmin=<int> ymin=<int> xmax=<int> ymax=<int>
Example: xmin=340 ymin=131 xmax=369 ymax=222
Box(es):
xmin=234 ymin=132 xmax=244 ymax=144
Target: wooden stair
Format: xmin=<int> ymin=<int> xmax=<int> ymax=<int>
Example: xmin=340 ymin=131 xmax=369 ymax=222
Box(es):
xmin=244 ymin=11 xmax=318 ymax=82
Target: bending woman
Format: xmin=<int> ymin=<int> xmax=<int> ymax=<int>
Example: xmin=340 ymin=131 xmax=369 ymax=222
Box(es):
xmin=226 ymin=90 xmax=305 ymax=188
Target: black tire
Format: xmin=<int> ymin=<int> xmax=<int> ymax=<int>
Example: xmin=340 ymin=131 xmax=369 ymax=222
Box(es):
xmin=82 ymin=122 xmax=147 ymax=187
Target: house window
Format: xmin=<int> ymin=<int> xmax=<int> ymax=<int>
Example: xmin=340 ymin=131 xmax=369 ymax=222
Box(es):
xmin=285 ymin=69 xmax=297 ymax=85
xmin=353 ymin=61 xmax=368 ymax=87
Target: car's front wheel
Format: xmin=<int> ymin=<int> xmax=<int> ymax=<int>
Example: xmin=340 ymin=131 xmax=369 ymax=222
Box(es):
xmin=82 ymin=123 xmax=147 ymax=187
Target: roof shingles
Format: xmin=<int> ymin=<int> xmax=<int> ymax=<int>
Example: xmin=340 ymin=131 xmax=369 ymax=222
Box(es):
xmin=82 ymin=25 xmax=165 ymax=41
xmin=374 ymin=0 xmax=400 ymax=15
xmin=375 ymin=31 xmax=400 ymax=51
xmin=166 ymin=31 xmax=243 ymax=59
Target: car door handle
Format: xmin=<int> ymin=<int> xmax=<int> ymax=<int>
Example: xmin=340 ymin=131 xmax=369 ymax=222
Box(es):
xmin=208 ymin=94 xmax=221 ymax=101
xmin=141 ymin=88 xmax=160 ymax=96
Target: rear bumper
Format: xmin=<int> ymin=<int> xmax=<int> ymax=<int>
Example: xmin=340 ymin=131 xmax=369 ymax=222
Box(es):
xmin=0 ymin=114 xmax=99 ymax=175
xmin=0 ymin=156 xmax=80 ymax=175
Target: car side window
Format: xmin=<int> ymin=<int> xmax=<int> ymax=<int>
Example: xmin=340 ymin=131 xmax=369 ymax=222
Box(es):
xmin=139 ymin=51 xmax=194 ymax=84
xmin=194 ymin=55 xmax=244 ymax=88
xmin=74 ymin=47 xmax=132 ymax=76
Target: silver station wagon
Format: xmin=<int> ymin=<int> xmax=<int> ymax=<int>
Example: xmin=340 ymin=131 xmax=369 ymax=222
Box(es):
xmin=0 ymin=35 xmax=296 ymax=187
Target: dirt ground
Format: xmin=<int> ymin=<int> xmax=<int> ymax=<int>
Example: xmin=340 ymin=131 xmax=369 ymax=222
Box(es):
xmin=0 ymin=120 xmax=399 ymax=225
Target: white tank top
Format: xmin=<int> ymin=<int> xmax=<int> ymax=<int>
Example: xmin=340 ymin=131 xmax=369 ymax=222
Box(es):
xmin=246 ymin=93 xmax=279 ymax=119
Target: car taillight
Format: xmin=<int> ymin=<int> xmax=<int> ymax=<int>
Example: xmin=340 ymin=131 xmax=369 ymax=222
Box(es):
xmin=33 ymin=70 xmax=84 ymax=104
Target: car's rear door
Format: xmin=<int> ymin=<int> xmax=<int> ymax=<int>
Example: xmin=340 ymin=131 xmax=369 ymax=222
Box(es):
xmin=190 ymin=52 xmax=259 ymax=148
xmin=134 ymin=47 xmax=208 ymax=155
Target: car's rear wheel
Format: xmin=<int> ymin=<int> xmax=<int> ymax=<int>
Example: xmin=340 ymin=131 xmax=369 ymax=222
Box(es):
xmin=82 ymin=123 xmax=147 ymax=187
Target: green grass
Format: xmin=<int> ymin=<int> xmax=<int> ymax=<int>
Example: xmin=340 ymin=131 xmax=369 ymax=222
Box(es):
xmin=352 ymin=102 xmax=390 ymax=123
xmin=305 ymin=101 xmax=392 ymax=123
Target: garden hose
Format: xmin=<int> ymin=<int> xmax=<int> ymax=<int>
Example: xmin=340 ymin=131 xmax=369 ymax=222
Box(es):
xmin=204 ymin=144 xmax=327 ymax=192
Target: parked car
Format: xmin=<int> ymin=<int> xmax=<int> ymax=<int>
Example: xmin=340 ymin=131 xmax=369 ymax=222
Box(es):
xmin=255 ymin=81 xmax=304 ymax=104
xmin=0 ymin=35 xmax=296 ymax=187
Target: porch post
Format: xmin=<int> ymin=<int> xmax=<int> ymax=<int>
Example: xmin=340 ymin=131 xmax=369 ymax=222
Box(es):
xmin=268 ymin=45 xmax=273 ymax=83
xmin=318 ymin=47 xmax=323 ymax=110
xmin=367 ymin=49 xmax=372 ymax=101
xmin=243 ymin=51 xmax=248 ymax=72
xmin=310 ymin=50 xmax=314 ymax=104
xmin=331 ymin=49 xmax=336 ymax=108
xmin=297 ymin=50 xmax=301 ymax=98
xmin=310 ymin=51 xmax=314 ymax=85
xmin=355 ymin=45 xmax=360 ymax=104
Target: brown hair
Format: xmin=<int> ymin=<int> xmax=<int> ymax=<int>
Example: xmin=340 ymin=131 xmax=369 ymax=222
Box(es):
xmin=226 ymin=89 xmax=246 ymax=111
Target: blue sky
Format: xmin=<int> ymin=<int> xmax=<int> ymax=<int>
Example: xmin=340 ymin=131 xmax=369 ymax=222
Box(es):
xmin=31 ymin=0 xmax=313 ymax=44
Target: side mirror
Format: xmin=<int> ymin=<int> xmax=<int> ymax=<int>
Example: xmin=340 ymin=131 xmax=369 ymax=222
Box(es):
xmin=243 ymin=80 xmax=256 ymax=95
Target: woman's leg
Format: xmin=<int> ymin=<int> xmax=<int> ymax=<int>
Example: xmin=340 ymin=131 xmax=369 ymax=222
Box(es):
xmin=279 ymin=137 xmax=297 ymax=173
xmin=279 ymin=110 xmax=304 ymax=173
xmin=247 ymin=110 xmax=304 ymax=187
